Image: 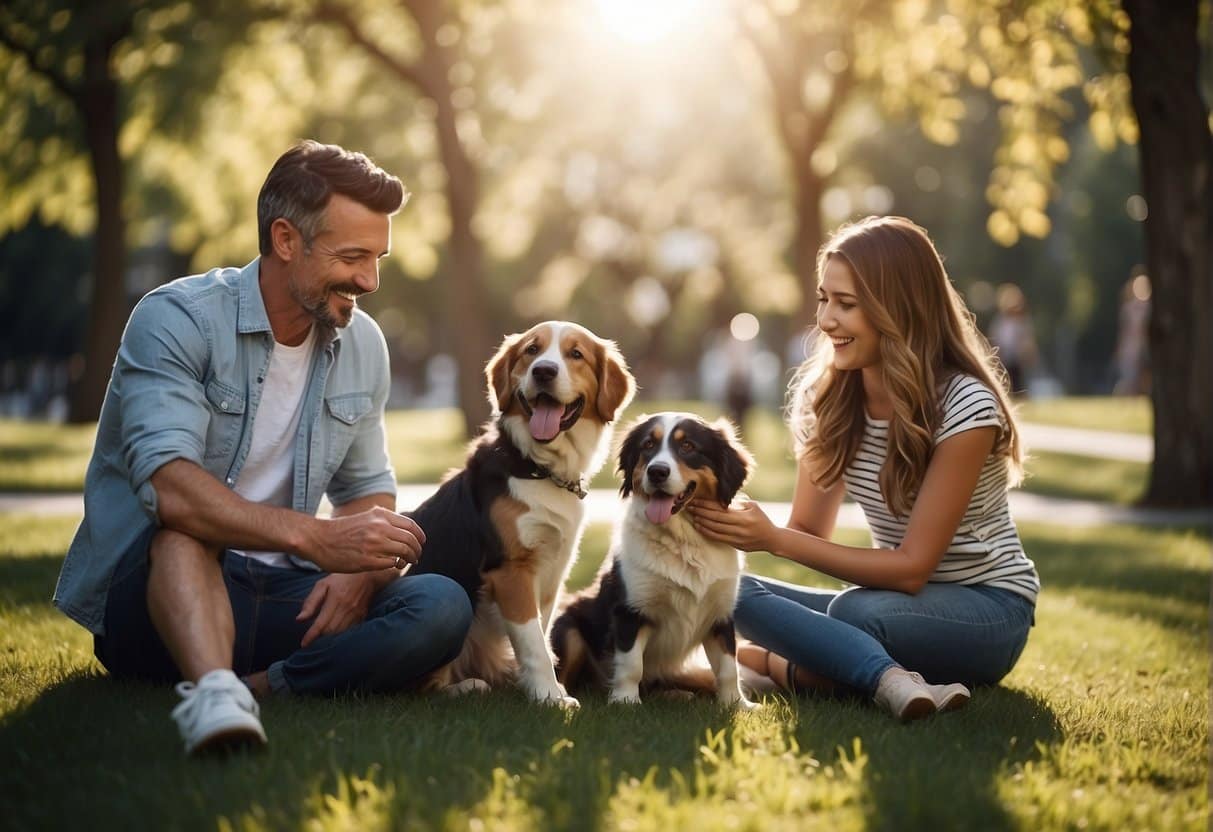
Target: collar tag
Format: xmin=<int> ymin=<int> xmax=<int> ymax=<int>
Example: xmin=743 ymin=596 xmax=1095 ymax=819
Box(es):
xmin=537 ymin=466 xmax=587 ymax=500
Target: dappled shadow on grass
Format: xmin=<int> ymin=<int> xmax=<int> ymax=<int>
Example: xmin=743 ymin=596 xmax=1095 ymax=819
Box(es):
xmin=1019 ymin=453 xmax=1147 ymax=506
xmin=0 ymin=659 xmax=1068 ymax=831
xmin=420 ymin=691 xmax=730 ymax=830
xmin=0 ymin=667 xmax=807 ymax=831
xmin=0 ymin=673 xmax=517 ymax=830
xmin=0 ymin=673 xmax=738 ymax=831
xmin=784 ymin=685 xmax=1061 ymax=830
xmin=0 ymin=553 xmax=63 ymax=609
xmin=1025 ymin=525 xmax=1210 ymax=633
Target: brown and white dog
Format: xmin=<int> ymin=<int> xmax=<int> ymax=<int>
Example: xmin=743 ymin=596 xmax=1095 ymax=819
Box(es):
xmin=551 ymin=413 xmax=757 ymax=708
xmin=407 ymin=321 xmax=634 ymax=707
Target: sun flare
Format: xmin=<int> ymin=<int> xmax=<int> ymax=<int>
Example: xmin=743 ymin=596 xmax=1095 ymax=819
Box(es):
xmin=592 ymin=0 xmax=710 ymax=44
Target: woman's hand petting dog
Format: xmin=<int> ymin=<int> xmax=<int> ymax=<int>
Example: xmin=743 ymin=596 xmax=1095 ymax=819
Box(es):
xmin=297 ymin=573 xmax=380 ymax=647
xmin=309 ymin=506 xmax=426 ymax=573
xmin=688 ymin=499 xmax=778 ymax=553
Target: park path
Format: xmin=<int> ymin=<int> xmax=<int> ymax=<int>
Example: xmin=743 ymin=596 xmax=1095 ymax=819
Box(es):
xmin=1 ymin=423 xmax=1208 ymax=528
xmin=1019 ymin=423 xmax=1150 ymax=463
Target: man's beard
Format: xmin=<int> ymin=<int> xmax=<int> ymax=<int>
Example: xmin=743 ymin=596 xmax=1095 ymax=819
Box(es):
xmin=289 ymin=275 xmax=354 ymax=329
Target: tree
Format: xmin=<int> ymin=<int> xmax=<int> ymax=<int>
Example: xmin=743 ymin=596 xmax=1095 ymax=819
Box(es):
xmin=508 ymin=8 xmax=799 ymax=390
xmin=729 ymin=0 xmax=860 ymax=330
xmin=732 ymin=0 xmax=1210 ymax=507
xmin=314 ymin=0 xmax=496 ymax=435
xmin=0 ymin=1 xmax=260 ymax=422
xmin=1120 ymin=0 xmax=1211 ymax=507
xmin=0 ymin=3 xmax=135 ymax=422
xmin=731 ymin=0 xmax=1101 ymax=324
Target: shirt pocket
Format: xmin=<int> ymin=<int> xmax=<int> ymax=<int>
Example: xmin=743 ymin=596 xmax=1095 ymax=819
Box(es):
xmin=323 ymin=392 xmax=373 ymax=470
xmin=203 ymin=377 xmax=246 ymax=460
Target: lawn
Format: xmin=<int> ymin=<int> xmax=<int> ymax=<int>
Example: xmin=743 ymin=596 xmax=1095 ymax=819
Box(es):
xmin=1016 ymin=396 xmax=1151 ymax=435
xmin=0 ymin=512 xmax=1207 ymax=830
xmin=0 ymin=397 xmax=1153 ymax=504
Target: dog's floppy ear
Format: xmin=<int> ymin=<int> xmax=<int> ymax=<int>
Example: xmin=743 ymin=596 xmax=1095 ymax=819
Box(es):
xmin=617 ymin=415 xmax=653 ymax=497
xmin=595 ymin=339 xmax=636 ymax=423
xmin=485 ymin=332 xmax=523 ymax=414
xmin=710 ymin=418 xmax=755 ymax=506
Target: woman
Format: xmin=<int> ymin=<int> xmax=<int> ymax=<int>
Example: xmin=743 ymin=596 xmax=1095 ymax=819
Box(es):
xmin=689 ymin=216 xmax=1038 ymax=721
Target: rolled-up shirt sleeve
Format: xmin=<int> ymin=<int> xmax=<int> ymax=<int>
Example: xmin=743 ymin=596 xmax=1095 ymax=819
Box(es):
xmin=116 ymin=290 xmax=212 ymax=520
xmin=326 ymin=328 xmax=397 ymax=507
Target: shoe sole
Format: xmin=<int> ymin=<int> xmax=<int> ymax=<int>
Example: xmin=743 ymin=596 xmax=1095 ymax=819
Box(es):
xmin=899 ymin=695 xmax=937 ymax=722
xmin=188 ymin=724 xmax=268 ymax=756
xmin=936 ymin=689 xmax=971 ymax=713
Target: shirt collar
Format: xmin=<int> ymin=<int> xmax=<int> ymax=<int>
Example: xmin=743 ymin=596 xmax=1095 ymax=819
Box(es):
xmin=237 ymin=257 xmax=272 ymax=335
xmin=238 ymin=256 xmax=341 ymax=347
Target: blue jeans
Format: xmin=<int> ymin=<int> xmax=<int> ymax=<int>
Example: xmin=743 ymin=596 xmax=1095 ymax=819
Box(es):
xmin=93 ymin=527 xmax=473 ymax=695
xmin=734 ymin=574 xmax=1035 ymax=694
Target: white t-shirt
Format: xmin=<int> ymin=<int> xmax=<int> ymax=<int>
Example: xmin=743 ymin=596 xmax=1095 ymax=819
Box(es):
xmin=843 ymin=374 xmax=1040 ymax=602
xmin=230 ymin=326 xmax=316 ymax=568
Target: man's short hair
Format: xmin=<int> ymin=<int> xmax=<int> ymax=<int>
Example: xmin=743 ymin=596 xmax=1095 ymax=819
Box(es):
xmin=257 ymin=140 xmax=408 ymax=255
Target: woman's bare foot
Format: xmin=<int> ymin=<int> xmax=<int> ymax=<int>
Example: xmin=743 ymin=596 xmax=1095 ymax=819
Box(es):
xmin=736 ymin=641 xmax=837 ymax=694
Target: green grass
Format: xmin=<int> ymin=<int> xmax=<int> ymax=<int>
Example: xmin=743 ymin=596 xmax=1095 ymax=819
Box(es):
xmin=0 ymin=419 xmax=98 ymax=492
xmin=1017 ymin=396 xmax=1152 ymax=435
xmin=1023 ymin=452 xmax=1148 ymax=505
xmin=0 ymin=513 xmax=1207 ymax=830
xmin=0 ymin=397 xmax=1150 ymax=505
xmin=384 ymin=408 xmax=471 ymax=484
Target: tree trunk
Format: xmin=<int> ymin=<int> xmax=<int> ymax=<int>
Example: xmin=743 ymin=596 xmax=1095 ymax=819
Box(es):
xmin=1123 ymin=0 xmax=1212 ymax=508
xmin=318 ymin=1 xmax=493 ymax=437
xmin=68 ymin=36 xmax=127 ymax=424
xmin=793 ymin=168 xmax=824 ymax=332
xmin=428 ymin=66 xmax=491 ymax=437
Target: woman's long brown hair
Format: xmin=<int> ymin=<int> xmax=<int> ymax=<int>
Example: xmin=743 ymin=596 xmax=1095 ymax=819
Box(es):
xmin=789 ymin=216 xmax=1023 ymax=517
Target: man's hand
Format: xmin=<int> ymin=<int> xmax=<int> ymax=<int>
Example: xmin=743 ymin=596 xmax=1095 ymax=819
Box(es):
xmin=308 ymin=506 xmax=426 ymax=573
xmin=297 ymin=573 xmax=380 ymax=647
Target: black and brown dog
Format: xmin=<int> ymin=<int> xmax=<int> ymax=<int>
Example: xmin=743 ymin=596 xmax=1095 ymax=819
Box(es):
xmin=407 ymin=321 xmax=634 ymax=707
xmin=551 ymin=413 xmax=757 ymax=707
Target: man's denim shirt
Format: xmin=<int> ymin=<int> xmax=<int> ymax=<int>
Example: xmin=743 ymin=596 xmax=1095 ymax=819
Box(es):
xmin=53 ymin=258 xmax=397 ymax=635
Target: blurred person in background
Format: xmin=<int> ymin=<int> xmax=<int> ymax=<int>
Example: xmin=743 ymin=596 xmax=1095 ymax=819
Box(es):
xmin=1113 ymin=274 xmax=1151 ymax=396
xmin=987 ymin=283 xmax=1038 ymax=398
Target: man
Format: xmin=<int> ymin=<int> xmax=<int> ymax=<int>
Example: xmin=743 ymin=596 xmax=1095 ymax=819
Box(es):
xmin=53 ymin=141 xmax=472 ymax=755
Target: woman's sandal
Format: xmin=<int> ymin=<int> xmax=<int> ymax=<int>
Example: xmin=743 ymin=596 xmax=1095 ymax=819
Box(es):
xmin=762 ymin=648 xmax=801 ymax=694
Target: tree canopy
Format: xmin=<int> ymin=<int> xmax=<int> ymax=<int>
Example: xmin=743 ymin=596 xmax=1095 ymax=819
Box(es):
xmin=1 ymin=0 xmax=1207 ymax=505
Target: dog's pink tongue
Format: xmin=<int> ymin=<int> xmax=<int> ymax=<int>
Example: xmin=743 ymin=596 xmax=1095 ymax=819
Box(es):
xmin=529 ymin=402 xmax=563 ymax=441
xmin=645 ymin=494 xmax=676 ymax=525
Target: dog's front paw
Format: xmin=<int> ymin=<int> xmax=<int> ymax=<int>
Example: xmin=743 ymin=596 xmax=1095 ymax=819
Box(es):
xmin=535 ymin=689 xmax=580 ymax=709
xmin=527 ymin=682 xmax=580 ymax=709
xmin=442 ymin=678 xmax=490 ymax=696
xmin=717 ymin=686 xmax=759 ymax=710
xmin=608 ymin=688 xmax=642 ymax=705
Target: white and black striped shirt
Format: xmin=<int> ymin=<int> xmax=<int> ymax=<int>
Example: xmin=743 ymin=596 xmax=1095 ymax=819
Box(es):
xmin=843 ymin=374 xmax=1040 ymax=603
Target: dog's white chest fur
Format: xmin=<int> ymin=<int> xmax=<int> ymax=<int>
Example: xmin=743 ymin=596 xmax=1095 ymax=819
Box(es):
xmin=509 ymin=477 xmax=586 ymax=608
xmin=616 ymin=500 xmax=743 ymax=675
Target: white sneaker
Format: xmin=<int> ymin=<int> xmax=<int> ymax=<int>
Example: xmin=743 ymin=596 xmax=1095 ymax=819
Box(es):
xmin=171 ymin=669 xmax=267 ymax=755
xmin=926 ymin=680 xmax=971 ymax=713
xmin=873 ymin=667 xmax=937 ymax=722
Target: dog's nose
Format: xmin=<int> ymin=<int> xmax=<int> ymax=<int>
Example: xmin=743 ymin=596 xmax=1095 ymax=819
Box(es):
xmin=647 ymin=463 xmax=670 ymax=484
xmin=531 ymin=361 xmax=558 ymax=384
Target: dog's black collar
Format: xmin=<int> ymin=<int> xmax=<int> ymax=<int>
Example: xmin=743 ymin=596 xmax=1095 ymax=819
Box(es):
xmin=494 ymin=431 xmax=587 ymax=500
